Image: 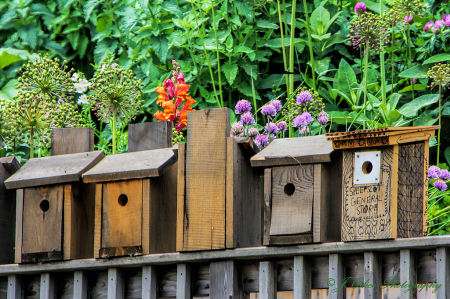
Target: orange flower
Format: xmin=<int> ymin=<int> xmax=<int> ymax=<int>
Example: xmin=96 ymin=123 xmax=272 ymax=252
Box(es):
xmin=154 ymin=86 xmax=168 ymax=105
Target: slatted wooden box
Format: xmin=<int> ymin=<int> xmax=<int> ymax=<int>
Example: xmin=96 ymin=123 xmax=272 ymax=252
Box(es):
xmin=177 ymin=108 xmax=262 ymax=251
xmin=250 ymin=136 xmax=342 ymax=245
xmin=325 ymin=126 xmax=437 ymax=241
xmin=4 ymin=151 xmax=104 ymax=263
xmin=82 ymin=148 xmax=178 ymax=258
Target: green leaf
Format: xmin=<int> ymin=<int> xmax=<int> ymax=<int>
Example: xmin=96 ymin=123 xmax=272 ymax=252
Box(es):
xmin=0 ymin=10 xmax=17 ymax=27
xmin=31 ymin=3 xmax=54 ymax=16
xmin=398 ymin=94 xmax=439 ymax=118
xmin=389 ymin=93 xmax=402 ymax=110
xmin=235 ymin=1 xmax=253 ymax=19
xmin=0 ymin=49 xmax=27 ymax=70
xmin=328 ymin=110 xmax=352 ymax=124
xmin=233 ymin=45 xmax=254 ymax=53
xmin=168 ymin=31 xmax=187 ymax=48
xmin=78 ymin=35 xmax=89 ymax=58
xmin=161 ymin=1 xmax=183 ymax=17
xmin=256 ymin=19 xmax=279 ymax=29
xmin=151 ymin=36 xmax=169 ymax=62
xmin=18 ymin=25 xmax=37 ymax=49
xmin=94 ymin=39 xmax=118 ymax=66
xmin=222 ymin=61 xmax=238 ymax=85
xmin=44 ymin=40 xmax=66 ymax=58
xmin=311 ymin=33 xmax=331 ymax=42
xmin=237 ymin=81 xmax=260 ymax=99
xmin=445 ymin=147 xmax=450 ymax=166
xmin=338 ymin=59 xmax=358 ymax=104
xmin=323 ymin=31 xmax=345 ymax=50
xmin=310 ymin=6 xmax=330 ymax=35
xmin=324 ymin=11 xmax=342 ymax=33
xmin=398 ymin=84 xmax=428 ymax=93
xmin=0 ymin=79 xmax=18 ymax=101
xmin=118 ymin=6 xmax=138 ymax=34
xmin=262 ymin=38 xmax=306 ymax=48
xmin=84 ymin=0 xmax=102 ymax=22
xmin=399 ymin=64 xmax=433 ymax=79
xmin=413 ymin=111 xmax=438 ymax=126
xmin=423 ymin=53 xmax=450 ymax=64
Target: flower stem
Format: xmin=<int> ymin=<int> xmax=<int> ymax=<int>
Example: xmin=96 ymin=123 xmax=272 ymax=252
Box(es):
xmin=277 ymin=0 xmax=289 ymax=91
xmin=112 ymin=109 xmax=116 ymax=155
xmin=379 ymin=0 xmax=386 ymax=104
xmin=391 ymin=23 xmax=395 ymax=95
xmin=211 ymin=1 xmax=224 ymax=107
xmin=302 ymin=0 xmax=316 ymax=91
xmin=407 ymin=24 xmax=415 ymax=101
xmin=438 ymin=84 xmax=441 ymax=165
xmin=364 ymin=40 xmax=369 ymax=130
xmin=29 ymin=128 xmax=34 ymax=159
xmin=288 ymin=0 xmax=296 ymax=96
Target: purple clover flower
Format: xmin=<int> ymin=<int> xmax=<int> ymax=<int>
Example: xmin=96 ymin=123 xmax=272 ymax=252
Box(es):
xmin=354 ymin=2 xmax=366 ymax=14
xmin=230 ymin=121 xmax=244 ymax=137
xmin=428 ymin=165 xmax=441 ymax=179
xmin=296 ymin=91 xmax=313 ymax=105
xmin=440 ymin=169 xmax=450 ymax=180
xmin=261 ymin=104 xmax=277 ymax=117
xmin=404 ymin=15 xmax=413 ymax=25
xmin=434 ymin=180 xmax=448 ymax=192
xmin=235 ymin=99 xmax=252 ymax=114
xmin=248 ymin=127 xmax=259 ymax=137
xmin=240 ymin=111 xmax=255 ymax=125
xmin=277 ymin=121 xmax=287 ymax=132
xmin=424 ymin=21 xmax=434 ymax=32
xmin=299 ymin=127 xmax=310 ymax=136
xmin=255 ymin=134 xmax=269 ymax=148
xmin=443 ymin=14 xmax=450 ymax=27
xmin=435 ymin=19 xmax=445 ymax=30
xmin=318 ymin=111 xmax=329 ymax=125
xmin=270 ymin=99 xmax=282 ymax=112
xmin=264 ymin=122 xmax=279 ymax=134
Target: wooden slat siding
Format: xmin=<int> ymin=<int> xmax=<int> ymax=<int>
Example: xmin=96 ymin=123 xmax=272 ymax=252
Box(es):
xmin=177 ymin=264 xmax=191 ymax=299
xmin=328 ymin=254 xmax=344 ymax=299
xmin=437 ymin=247 xmax=450 ymax=299
xmin=51 ymin=127 xmax=94 ymax=156
xmin=63 ymin=184 xmax=73 ymax=260
xmin=259 ymin=261 xmax=276 ymax=299
xmin=313 ymin=164 xmax=325 ymax=242
xmin=74 ymin=182 xmax=96 ymax=259
xmin=123 ymin=268 xmax=142 ymax=299
xmin=73 ymin=271 xmax=88 ymax=299
xmin=5 ymin=151 xmax=104 ymax=189
xmin=55 ymin=272 xmax=73 ymax=299
xmin=423 ymin=140 xmax=429 ymax=236
xmin=417 ymin=250 xmax=436 ymax=283
xmin=0 ymin=163 xmax=15 ymax=264
xmin=40 ymin=273 xmax=56 ymax=299
xmin=142 ymin=266 xmax=157 ymax=299
xmin=392 ymin=144 xmax=399 ymax=239
xmin=90 ymin=271 xmax=107 ymax=299
xmin=191 ymin=264 xmax=209 ymax=297
xmin=400 ymin=249 xmax=416 ymax=299
xmin=82 ymin=149 xmax=176 ymax=184
xmin=108 ymin=268 xmax=124 ymax=299
xmin=293 ymin=256 xmax=311 ymax=299
xmin=226 ymin=137 xmax=262 ymax=248
xmin=210 ymin=261 xmax=243 ymax=299
xmin=184 ymin=108 xmax=230 ymax=251
xmin=364 ymin=252 xmax=382 ymax=299
xmin=128 ymin=122 xmax=172 ymax=152
xmin=159 ymin=265 xmax=176 ymax=297
xmin=176 ymin=143 xmax=186 ymax=252
xmin=7 ymin=275 xmax=21 ymax=299
xmin=93 ymin=184 xmax=102 ymax=258
xmin=142 ymin=179 xmax=151 ymax=255
xmin=14 ymin=189 xmax=23 ymax=264
xmin=263 ymin=168 xmax=272 ymax=245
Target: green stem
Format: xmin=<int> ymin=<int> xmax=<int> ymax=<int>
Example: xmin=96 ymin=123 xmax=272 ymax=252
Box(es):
xmin=438 ymin=84 xmax=441 ymax=165
xmin=277 ymin=0 xmax=289 ymax=91
xmin=251 ymin=69 xmax=258 ymax=123
xmin=112 ymin=109 xmax=116 ymax=155
xmin=364 ymin=40 xmax=369 ymax=130
xmin=253 ymin=9 xmax=259 ymax=77
xmin=211 ymin=1 xmax=224 ymax=107
xmin=191 ymin=0 xmax=221 ymax=108
xmin=302 ymin=0 xmax=316 ymax=91
xmin=288 ymin=0 xmax=296 ymax=96
xmin=29 ymin=128 xmax=34 ymax=159
xmin=379 ymin=0 xmax=386 ymax=104
xmin=391 ymin=23 xmax=395 ymax=95
xmin=407 ymin=24 xmax=414 ymax=101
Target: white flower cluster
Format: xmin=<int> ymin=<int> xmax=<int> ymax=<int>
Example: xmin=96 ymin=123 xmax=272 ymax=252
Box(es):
xmin=70 ymin=73 xmax=90 ymax=105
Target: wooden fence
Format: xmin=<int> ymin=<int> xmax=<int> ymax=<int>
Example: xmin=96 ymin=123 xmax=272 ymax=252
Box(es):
xmin=0 ymin=235 xmax=449 ymax=299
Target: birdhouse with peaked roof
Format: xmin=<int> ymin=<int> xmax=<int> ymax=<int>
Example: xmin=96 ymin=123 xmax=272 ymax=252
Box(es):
xmin=5 ymin=151 xmax=104 ymax=263
xmin=250 ymin=135 xmax=342 ymax=245
xmin=325 ymin=125 xmax=438 ymax=241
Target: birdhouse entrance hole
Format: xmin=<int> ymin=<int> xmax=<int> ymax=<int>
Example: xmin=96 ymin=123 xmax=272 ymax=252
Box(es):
xmin=284 ymin=183 xmax=296 ymax=196
xmin=118 ymin=194 xmax=128 ymax=206
xmin=362 ymin=161 xmax=373 ymax=174
xmin=39 ymin=200 xmax=49 ymax=212
xmin=354 ymin=151 xmax=381 ymax=185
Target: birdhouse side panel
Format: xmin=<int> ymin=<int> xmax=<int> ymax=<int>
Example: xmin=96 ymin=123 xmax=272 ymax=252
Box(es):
xmin=101 ymin=180 xmax=143 ymax=250
xmin=397 ymin=142 xmax=426 ymax=238
xmin=0 ymin=163 xmax=15 ymax=264
xmin=22 ymin=185 xmax=63 ymax=257
xmin=341 ymin=147 xmax=394 ymax=241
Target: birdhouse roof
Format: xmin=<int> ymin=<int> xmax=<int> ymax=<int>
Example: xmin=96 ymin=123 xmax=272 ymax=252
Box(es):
xmin=82 ymin=148 xmax=177 ymax=183
xmin=5 ymin=151 xmax=104 ymax=189
xmin=250 ymin=135 xmax=334 ymax=167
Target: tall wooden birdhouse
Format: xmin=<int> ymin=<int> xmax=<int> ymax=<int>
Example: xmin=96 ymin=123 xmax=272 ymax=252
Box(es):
xmin=325 ymin=126 xmax=437 ymax=241
xmin=4 ymin=151 xmax=104 ymax=263
xmin=82 ymin=121 xmax=178 ymax=258
xmin=250 ymin=136 xmax=342 ymax=245
xmin=177 ymin=108 xmax=262 ymax=251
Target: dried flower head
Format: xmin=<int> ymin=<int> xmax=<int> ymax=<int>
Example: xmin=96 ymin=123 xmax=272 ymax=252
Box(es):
xmin=389 ymin=0 xmax=427 ymax=19
xmin=427 ymin=63 xmax=450 ymax=89
xmin=348 ymin=12 xmax=389 ymax=50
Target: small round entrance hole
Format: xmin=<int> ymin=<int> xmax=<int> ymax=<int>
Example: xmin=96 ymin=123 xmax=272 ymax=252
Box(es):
xmin=40 ymin=200 xmax=49 ymax=212
xmin=118 ymin=194 xmax=128 ymax=206
xmin=284 ymin=183 xmax=296 ymax=196
xmin=362 ymin=161 xmax=373 ymax=174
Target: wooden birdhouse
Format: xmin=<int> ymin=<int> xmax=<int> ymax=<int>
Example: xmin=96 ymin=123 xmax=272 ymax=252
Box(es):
xmin=250 ymin=136 xmax=342 ymax=245
xmin=325 ymin=125 xmax=438 ymax=241
xmin=4 ymin=151 xmax=104 ymax=263
xmin=82 ymin=122 xmax=177 ymax=258
xmin=177 ymin=108 xmax=262 ymax=251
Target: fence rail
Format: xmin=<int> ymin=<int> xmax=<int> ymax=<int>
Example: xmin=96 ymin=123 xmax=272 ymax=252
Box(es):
xmin=0 ymin=235 xmax=449 ymax=299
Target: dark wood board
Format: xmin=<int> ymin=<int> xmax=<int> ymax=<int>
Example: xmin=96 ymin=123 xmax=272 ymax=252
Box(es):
xmin=82 ymin=149 xmax=176 ymax=183
xmin=0 ymin=156 xmax=20 ymax=175
xmin=51 ymin=127 xmax=94 ymax=156
xmin=0 ymin=163 xmax=15 ymax=264
xmin=128 ymin=122 xmax=172 ymax=152
xmin=5 ymin=151 xmax=104 ymax=189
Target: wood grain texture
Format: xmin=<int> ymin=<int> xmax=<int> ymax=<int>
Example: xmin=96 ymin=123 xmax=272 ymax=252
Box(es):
xmin=101 ymin=180 xmax=142 ymax=249
xmin=5 ymin=151 xmax=104 ymax=189
xmin=94 ymin=184 xmax=102 ymax=259
xmin=177 ymin=264 xmax=191 ymax=299
xmin=14 ymin=189 xmax=23 ymax=264
xmin=90 ymin=271 xmax=108 ymax=299
xmin=159 ymin=265 xmax=176 ymax=298
xmin=51 ymin=127 xmax=94 ymax=156
xmin=270 ymin=165 xmax=314 ymax=235
xmin=328 ymin=254 xmax=344 ymax=299
xmin=0 ymin=163 xmax=15 ymax=264
xmin=183 ymin=108 xmax=230 ymax=250
xmin=192 ymin=264 xmax=210 ymax=297
xmin=82 ymin=149 xmax=176 ymax=183
xmin=326 ymin=151 xmax=343 ymax=242
xmin=142 ymin=179 xmax=150 ymax=255
xmin=7 ymin=275 xmax=21 ymax=299
xmin=73 ymin=271 xmax=88 ymax=299
xmin=263 ymin=168 xmax=272 ymax=246
xmin=423 ymin=140 xmax=429 ymax=237
xmin=176 ymin=143 xmax=186 ymax=252
xmin=268 ymin=234 xmax=313 ymax=245
xmin=142 ymin=266 xmax=157 ymax=299
xmin=342 ymin=147 xmax=394 ymax=241
xmin=22 ymin=186 xmax=63 ymax=257
xmin=108 ymin=268 xmax=124 ymax=299
xmin=63 ymin=184 xmax=74 ymax=260
xmin=259 ymin=261 xmax=277 ymax=299
xmin=210 ymin=260 xmax=242 ymax=299
xmin=55 ymin=272 xmax=73 ymax=299
xmin=0 ymin=156 xmax=20 ymax=175
xmin=234 ymin=137 xmax=260 ymax=156
xmin=392 ymin=144 xmax=399 ymax=240
xmin=128 ymin=122 xmax=172 ymax=152
xmin=400 ymin=249 xmax=417 ymax=299
xmin=293 ymin=256 xmax=311 ymax=299
xmin=313 ymin=164 xmax=326 ymax=243
xmin=226 ymin=137 xmax=262 ymax=249
xmin=40 ymin=273 xmax=56 ymax=299
xmin=364 ymin=252 xmax=381 ymax=299
xmin=437 ymin=247 xmax=450 ymax=299
xmin=250 ymin=135 xmax=334 ymax=167
xmin=123 ymin=268 xmax=142 ymax=299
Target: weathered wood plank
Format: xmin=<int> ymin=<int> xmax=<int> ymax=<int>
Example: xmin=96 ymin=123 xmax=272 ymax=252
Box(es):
xmin=159 ymin=265 xmax=176 ymax=298
xmin=82 ymin=149 xmax=176 ymax=183
xmin=7 ymin=275 xmax=21 ymax=299
xmin=123 ymin=268 xmax=142 ymax=299
xmin=90 ymin=271 xmax=107 ymax=299
xmin=364 ymin=252 xmax=382 ymax=299
xmin=0 ymin=163 xmax=15 ymax=264
xmin=108 ymin=268 xmax=124 ymax=299
xmin=55 ymin=272 xmax=73 ymax=299
xmin=177 ymin=264 xmax=191 ymax=299
xmin=437 ymin=247 xmax=450 ymax=299
xmin=293 ymin=256 xmax=311 ymax=299
xmin=400 ymin=249 xmax=416 ymax=299
xmin=328 ymin=254 xmax=344 ymax=299
xmin=63 ymin=184 xmax=74 ymax=260
xmin=250 ymin=135 xmax=334 ymax=167
xmin=128 ymin=122 xmax=172 ymax=152
xmin=14 ymin=189 xmax=23 ymax=264
xmin=5 ymin=151 xmax=104 ymax=189
xmin=0 ymin=277 xmax=6 ymax=299
xmin=142 ymin=266 xmax=157 ymax=299
xmin=94 ymin=184 xmax=102 ymax=259
xmin=23 ymin=275 xmax=40 ymax=299
xmin=176 ymin=143 xmax=186 ymax=252
xmin=40 ymin=273 xmax=56 ymax=299
xmin=263 ymin=168 xmax=272 ymax=246
xmin=0 ymin=156 xmax=20 ymax=175
xmin=234 ymin=137 xmax=260 ymax=156
xmin=192 ymin=264 xmax=209 ymax=297
xmin=142 ymin=179 xmax=150 ymax=256
xmin=210 ymin=260 xmax=242 ymax=299
xmin=51 ymin=127 xmax=94 ymax=156
xmin=73 ymin=271 xmax=88 ymax=299
xmin=259 ymin=261 xmax=276 ymax=299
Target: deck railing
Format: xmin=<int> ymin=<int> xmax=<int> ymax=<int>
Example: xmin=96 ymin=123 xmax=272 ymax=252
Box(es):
xmin=0 ymin=235 xmax=449 ymax=299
